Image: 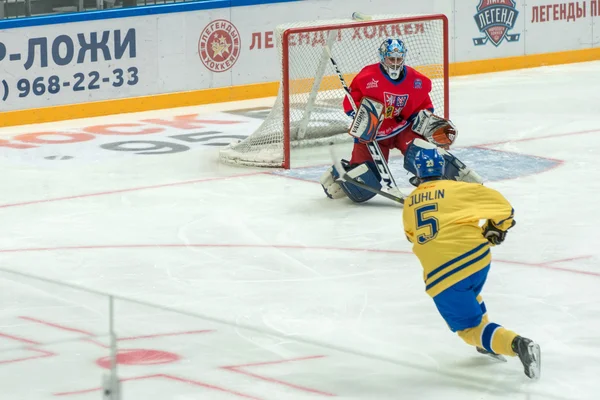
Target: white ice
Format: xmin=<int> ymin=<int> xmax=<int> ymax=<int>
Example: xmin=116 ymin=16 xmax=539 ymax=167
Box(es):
xmin=0 ymin=61 xmax=599 ymax=400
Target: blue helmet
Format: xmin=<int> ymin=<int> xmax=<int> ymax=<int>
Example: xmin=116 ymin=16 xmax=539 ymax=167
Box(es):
xmin=413 ymin=148 xmax=445 ymax=179
xmin=378 ymin=38 xmax=407 ymax=80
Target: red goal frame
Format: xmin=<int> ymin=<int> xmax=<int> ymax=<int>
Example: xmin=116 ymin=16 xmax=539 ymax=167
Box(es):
xmin=281 ymin=14 xmax=449 ymax=169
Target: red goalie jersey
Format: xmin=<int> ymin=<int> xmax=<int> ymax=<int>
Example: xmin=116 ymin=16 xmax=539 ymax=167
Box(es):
xmin=343 ymin=64 xmax=434 ymax=164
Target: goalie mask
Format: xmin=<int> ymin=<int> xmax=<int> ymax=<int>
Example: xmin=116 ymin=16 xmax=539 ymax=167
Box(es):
xmin=379 ymin=38 xmax=406 ymax=80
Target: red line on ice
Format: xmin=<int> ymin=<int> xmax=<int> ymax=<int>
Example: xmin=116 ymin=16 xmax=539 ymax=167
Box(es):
xmin=541 ymin=255 xmax=593 ymax=265
xmin=0 ymin=331 xmax=42 ymax=345
xmin=118 ymin=329 xmax=215 ymax=341
xmin=0 ymin=329 xmax=57 ymax=365
xmin=0 ymin=172 xmax=264 ymax=209
xmin=275 ymin=126 xmax=600 ymax=183
xmin=19 ymin=316 xmax=95 ymax=336
xmin=471 ymin=127 xmax=600 ymax=148
xmin=494 ymin=258 xmax=599 ymax=277
xmin=0 ymin=127 xmax=596 ymax=210
xmin=0 ymin=348 xmax=55 ymax=365
xmin=222 ymin=355 xmax=335 ymax=397
xmin=17 ymin=315 xmax=324 ymax=397
xmin=222 ymin=354 xmax=326 ymax=369
xmin=18 ymin=316 xmax=215 ymax=347
xmin=53 ymin=373 xmax=263 ymax=399
xmin=81 ymin=338 xmax=108 ymax=348
xmin=0 ymin=243 xmax=596 ymax=278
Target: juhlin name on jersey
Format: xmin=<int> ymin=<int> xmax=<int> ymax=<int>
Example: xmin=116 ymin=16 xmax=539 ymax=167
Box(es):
xmin=408 ymin=189 xmax=445 ymax=206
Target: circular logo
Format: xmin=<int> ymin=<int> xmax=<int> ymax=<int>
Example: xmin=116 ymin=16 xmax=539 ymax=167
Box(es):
xmin=96 ymin=349 xmax=180 ymax=369
xmin=198 ymin=19 xmax=241 ymax=72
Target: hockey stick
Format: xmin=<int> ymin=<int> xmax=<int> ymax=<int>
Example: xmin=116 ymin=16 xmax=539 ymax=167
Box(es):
xmin=331 ymin=149 xmax=404 ymax=205
xmin=351 ymin=11 xmax=372 ymax=21
xmin=324 ymin=42 xmax=404 ymax=198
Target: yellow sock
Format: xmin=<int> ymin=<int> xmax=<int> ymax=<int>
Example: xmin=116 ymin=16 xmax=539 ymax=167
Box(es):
xmin=457 ymin=318 xmax=518 ymax=356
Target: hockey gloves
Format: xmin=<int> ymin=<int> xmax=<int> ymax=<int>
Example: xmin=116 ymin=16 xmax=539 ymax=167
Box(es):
xmin=482 ymin=220 xmax=516 ymax=245
xmin=411 ymin=110 xmax=457 ymax=149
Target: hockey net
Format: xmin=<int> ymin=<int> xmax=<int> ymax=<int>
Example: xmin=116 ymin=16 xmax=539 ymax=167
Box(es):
xmin=219 ymin=13 xmax=448 ymax=168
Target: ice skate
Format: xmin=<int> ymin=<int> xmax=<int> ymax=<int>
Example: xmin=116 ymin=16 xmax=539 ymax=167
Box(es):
xmin=512 ymin=336 xmax=541 ymax=380
xmin=476 ymin=346 xmax=507 ymax=362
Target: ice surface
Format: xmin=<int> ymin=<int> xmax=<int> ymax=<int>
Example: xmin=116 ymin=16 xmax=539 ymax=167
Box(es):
xmin=0 ymin=61 xmax=598 ymax=399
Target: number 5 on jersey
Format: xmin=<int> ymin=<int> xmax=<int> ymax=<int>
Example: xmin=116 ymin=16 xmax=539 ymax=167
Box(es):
xmin=415 ymin=204 xmax=439 ymax=244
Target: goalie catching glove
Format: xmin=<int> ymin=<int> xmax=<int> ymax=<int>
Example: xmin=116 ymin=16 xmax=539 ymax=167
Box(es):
xmin=411 ymin=109 xmax=457 ymax=149
xmin=347 ymin=100 xmax=457 ymax=149
xmin=482 ymin=219 xmax=516 ymax=245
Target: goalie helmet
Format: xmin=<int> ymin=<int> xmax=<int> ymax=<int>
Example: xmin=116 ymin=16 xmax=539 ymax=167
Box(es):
xmin=378 ymin=38 xmax=406 ymax=80
xmin=413 ymin=148 xmax=445 ymax=180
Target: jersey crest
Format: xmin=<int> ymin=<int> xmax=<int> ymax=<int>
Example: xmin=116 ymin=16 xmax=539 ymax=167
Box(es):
xmin=383 ymin=92 xmax=409 ymax=119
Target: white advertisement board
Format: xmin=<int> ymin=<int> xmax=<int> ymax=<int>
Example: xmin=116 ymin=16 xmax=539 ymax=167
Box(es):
xmin=0 ymin=0 xmax=597 ymax=113
xmin=453 ymin=0 xmax=599 ymax=62
xmin=0 ymin=8 xmax=229 ymax=112
xmin=227 ymin=0 xmax=452 ymax=86
xmin=524 ymin=0 xmax=593 ymax=54
xmin=454 ymin=0 xmax=525 ymax=63
xmin=0 ymin=0 xmax=451 ymax=112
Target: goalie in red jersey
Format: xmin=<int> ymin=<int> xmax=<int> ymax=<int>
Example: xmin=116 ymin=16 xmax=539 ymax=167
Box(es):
xmin=321 ymin=38 xmax=481 ymax=203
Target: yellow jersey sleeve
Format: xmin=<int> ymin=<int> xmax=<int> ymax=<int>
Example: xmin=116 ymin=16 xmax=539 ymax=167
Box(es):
xmin=402 ymin=180 xmax=515 ymax=297
xmin=466 ymin=184 xmax=515 ymax=231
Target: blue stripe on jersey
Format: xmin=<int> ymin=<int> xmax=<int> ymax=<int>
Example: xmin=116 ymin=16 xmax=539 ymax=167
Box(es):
xmin=426 ymin=242 xmax=488 ymax=280
xmin=480 ymin=301 xmax=487 ymax=315
xmin=425 ymin=250 xmax=490 ymax=292
xmin=405 ymin=108 xmax=434 ymax=123
xmin=496 ymin=208 xmax=515 ymax=226
xmin=388 ymin=121 xmax=411 ymax=136
xmin=482 ymin=322 xmax=501 ymax=353
xmin=375 ymin=123 xmax=409 ymax=142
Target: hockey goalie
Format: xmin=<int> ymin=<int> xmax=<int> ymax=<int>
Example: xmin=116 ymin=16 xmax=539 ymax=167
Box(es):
xmin=320 ymin=37 xmax=483 ymax=203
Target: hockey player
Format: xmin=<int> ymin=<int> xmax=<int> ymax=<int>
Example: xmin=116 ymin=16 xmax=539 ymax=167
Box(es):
xmin=402 ymin=146 xmax=541 ymax=380
xmin=321 ymin=37 xmax=467 ymax=203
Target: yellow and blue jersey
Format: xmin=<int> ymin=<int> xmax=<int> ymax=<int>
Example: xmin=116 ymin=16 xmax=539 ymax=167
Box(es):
xmin=402 ymin=180 xmax=514 ymax=297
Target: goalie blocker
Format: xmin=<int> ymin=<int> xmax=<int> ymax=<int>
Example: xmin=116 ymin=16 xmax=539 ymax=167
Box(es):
xmin=348 ymin=97 xmax=385 ymax=143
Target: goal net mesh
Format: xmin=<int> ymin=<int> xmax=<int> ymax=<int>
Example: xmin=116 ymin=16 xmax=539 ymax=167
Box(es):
xmin=219 ymin=14 xmax=447 ymax=168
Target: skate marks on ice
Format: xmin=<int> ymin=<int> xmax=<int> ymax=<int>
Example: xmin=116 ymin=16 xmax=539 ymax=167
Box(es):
xmin=0 ymin=264 xmax=571 ymax=400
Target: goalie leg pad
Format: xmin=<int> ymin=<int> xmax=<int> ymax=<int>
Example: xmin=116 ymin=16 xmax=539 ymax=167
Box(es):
xmin=404 ymin=139 xmax=484 ymax=184
xmin=334 ymin=161 xmax=382 ymax=203
xmin=320 ymin=165 xmax=347 ymax=199
xmin=441 ymin=153 xmax=484 ymax=184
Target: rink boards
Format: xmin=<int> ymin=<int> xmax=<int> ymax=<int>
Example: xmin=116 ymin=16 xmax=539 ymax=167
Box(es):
xmin=0 ymin=0 xmax=599 ymax=126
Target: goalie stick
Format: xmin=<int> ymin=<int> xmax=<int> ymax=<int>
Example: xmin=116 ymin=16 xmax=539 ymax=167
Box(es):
xmin=324 ymin=40 xmax=405 ymax=200
xmin=330 ymin=149 xmax=405 ymax=205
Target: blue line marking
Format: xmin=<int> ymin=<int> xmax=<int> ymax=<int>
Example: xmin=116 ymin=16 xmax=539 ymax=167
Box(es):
xmin=0 ymin=0 xmax=301 ymax=30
